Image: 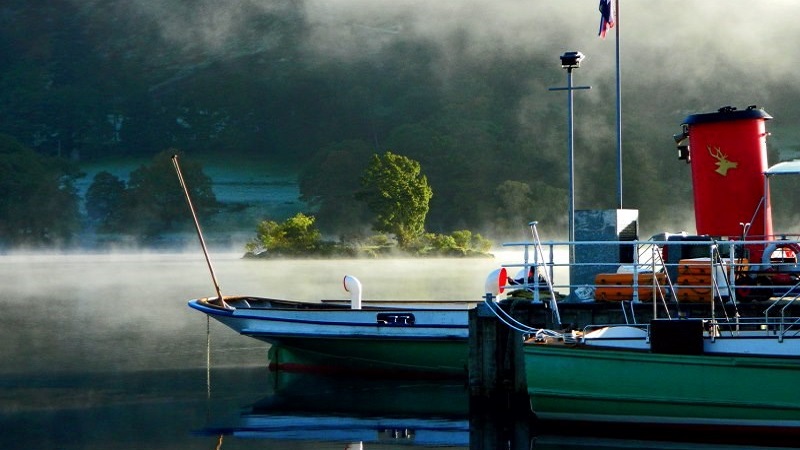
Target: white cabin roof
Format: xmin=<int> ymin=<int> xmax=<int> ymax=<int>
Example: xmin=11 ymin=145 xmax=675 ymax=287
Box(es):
xmin=766 ymin=159 xmax=800 ymax=176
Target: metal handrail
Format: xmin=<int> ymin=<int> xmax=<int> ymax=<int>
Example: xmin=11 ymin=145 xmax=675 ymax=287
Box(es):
xmin=503 ymin=238 xmax=714 ymax=302
xmin=773 ymin=281 xmax=800 ymax=340
xmin=502 ymin=222 xmax=562 ymax=326
xmin=502 ymin=236 xmax=800 ymax=308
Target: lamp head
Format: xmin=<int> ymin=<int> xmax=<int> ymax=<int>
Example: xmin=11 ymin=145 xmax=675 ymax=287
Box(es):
xmin=560 ymin=51 xmax=585 ymax=70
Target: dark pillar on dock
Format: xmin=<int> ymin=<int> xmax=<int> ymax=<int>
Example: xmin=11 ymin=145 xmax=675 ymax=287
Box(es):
xmin=468 ymin=300 xmax=534 ymax=449
xmin=572 ymin=209 xmax=639 ymax=302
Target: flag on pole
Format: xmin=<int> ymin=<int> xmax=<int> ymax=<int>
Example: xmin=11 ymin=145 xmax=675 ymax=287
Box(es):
xmin=598 ymin=0 xmax=615 ymax=38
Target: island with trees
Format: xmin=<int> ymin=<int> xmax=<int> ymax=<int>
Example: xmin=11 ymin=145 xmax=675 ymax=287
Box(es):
xmin=0 ymin=133 xmax=491 ymax=257
xmin=244 ymin=151 xmax=493 ymax=258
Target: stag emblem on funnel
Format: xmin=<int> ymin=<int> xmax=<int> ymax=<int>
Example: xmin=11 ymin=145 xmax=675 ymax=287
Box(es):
xmin=708 ymin=145 xmax=738 ymax=176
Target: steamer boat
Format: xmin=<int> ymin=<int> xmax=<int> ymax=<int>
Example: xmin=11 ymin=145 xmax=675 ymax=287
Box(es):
xmin=484 ymin=106 xmax=800 ymax=436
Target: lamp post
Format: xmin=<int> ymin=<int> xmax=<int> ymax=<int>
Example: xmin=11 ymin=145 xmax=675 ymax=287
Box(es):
xmin=550 ymin=51 xmax=590 ymax=265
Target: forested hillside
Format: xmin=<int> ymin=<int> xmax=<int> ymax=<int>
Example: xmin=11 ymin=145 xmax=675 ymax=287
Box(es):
xmin=2 ymin=1 xmax=800 ymax=246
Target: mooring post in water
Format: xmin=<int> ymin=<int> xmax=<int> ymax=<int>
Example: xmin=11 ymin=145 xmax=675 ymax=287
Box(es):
xmin=468 ymin=296 xmax=533 ymax=449
xmin=469 ymin=300 xmax=497 ymax=401
xmin=468 ymin=296 xmax=529 ymax=405
xmin=171 ymin=154 xmax=228 ymax=309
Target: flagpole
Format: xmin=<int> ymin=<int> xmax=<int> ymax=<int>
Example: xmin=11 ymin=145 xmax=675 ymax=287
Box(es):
xmin=614 ymin=0 xmax=622 ymax=209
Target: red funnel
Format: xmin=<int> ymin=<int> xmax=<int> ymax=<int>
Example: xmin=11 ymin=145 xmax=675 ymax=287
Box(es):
xmin=682 ymin=106 xmax=773 ymax=241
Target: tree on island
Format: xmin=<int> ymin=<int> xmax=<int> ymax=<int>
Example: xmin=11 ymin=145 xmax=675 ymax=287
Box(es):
xmin=357 ymin=151 xmax=432 ymax=249
xmin=245 ymin=213 xmax=323 ymax=256
xmin=247 ymin=151 xmax=492 ymax=258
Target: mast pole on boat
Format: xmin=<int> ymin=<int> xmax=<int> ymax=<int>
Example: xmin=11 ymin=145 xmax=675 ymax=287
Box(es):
xmin=171 ymin=155 xmax=228 ymax=308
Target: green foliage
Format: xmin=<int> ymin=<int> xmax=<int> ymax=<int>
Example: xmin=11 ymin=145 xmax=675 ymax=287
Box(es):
xmin=411 ymin=230 xmax=493 ymax=256
xmin=358 ymin=151 xmax=433 ymax=248
xmin=85 ymin=171 xmax=126 ymax=232
xmin=452 ymin=229 xmax=493 ymax=253
xmin=0 ymin=134 xmax=81 ymax=247
xmin=85 ymin=150 xmax=218 ymax=240
xmin=245 ymin=213 xmax=323 ymax=256
xmin=415 ymin=233 xmax=457 ymax=255
xmin=125 ymin=150 xmax=218 ymax=238
xmin=298 ymin=140 xmax=373 ymax=236
xmin=341 ymin=234 xmax=394 ymax=258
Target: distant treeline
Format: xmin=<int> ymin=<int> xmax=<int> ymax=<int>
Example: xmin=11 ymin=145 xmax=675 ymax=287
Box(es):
xmin=0 ymin=139 xmax=494 ymax=253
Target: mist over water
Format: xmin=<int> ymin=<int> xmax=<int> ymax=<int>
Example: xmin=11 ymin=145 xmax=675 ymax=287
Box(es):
xmin=0 ymin=250 xmax=523 ymax=375
xmin=1 ymin=253 xmax=222 ymax=374
xmin=0 ymin=251 xmax=511 ymax=449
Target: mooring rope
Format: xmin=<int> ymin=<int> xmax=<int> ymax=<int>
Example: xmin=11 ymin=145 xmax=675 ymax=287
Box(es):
xmin=484 ymin=297 xmax=563 ymax=340
xmin=206 ymin=315 xmax=211 ymax=401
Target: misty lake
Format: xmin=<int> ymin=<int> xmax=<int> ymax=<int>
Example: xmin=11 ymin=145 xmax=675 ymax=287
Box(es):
xmin=0 ymin=252 xmax=779 ymax=449
xmin=0 ymin=251 xmax=500 ymax=449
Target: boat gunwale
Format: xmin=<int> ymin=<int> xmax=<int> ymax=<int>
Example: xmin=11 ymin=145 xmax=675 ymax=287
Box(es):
xmin=524 ymin=340 xmax=800 ymax=368
xmin=189 ymin=296 xmax=473 ymax=313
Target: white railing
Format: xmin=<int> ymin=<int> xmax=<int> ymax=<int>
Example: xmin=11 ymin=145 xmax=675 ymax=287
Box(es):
xmin=497 ymin=235 xmax=800 ymax=333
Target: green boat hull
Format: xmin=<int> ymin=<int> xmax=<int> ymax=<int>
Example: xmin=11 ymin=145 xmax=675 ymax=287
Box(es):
xmin=268 ymin=337 xmax=467 ymax=378
xmin=524 ymin=343 xmax=800 ymax=428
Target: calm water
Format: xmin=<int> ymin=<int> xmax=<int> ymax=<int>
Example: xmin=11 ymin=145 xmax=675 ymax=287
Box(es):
xmin=0 ymin=253 xmax=790 ymax=449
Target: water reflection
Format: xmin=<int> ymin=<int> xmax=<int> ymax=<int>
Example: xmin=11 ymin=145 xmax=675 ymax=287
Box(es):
xmin=202 ymin=369 xmax=542 ymax=449
xmin=200 ymin=369 xmax=788 ymax=450
xmin=0 ymin=366 xmax=269 ymax=450
xmin=203 ymin=370 xmax=472 ymax=448
xmin=5 ymin=364 xmax=791 ymax=450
